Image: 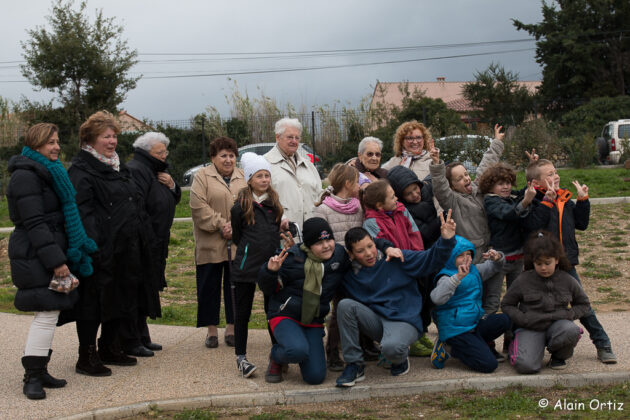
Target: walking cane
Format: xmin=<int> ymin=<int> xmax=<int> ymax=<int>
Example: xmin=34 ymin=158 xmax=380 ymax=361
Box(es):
xmin=227 ymin=240 xmax=237 ymax=336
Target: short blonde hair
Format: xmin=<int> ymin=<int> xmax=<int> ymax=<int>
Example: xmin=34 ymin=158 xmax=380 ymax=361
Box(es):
xmin=24 ymin=123 xmax=58 ymax=150
xmin=393 ymin=120 xmax=433 ymax=156
xmin=79 ymin=111 xmax=121 ymax=146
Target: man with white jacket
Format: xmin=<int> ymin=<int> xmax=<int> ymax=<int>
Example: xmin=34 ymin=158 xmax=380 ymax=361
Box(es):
xmin=264 ymin=118 xmax=322 ymax=230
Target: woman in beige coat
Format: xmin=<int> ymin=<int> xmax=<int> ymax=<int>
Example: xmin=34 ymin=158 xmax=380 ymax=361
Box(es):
xmin=190 ymin=137 xmax=246 ymax=348
xmin=382 ymin=120 xmax=434 ymax=181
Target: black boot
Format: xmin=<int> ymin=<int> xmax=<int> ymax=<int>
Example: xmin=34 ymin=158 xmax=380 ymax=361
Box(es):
xmin=98 ymin=338 xmax=137 ymax=366
xmin=76 ymin=345 xmax=112 ymax=377
xmin=42 ymin=349 xmax=67 ymax=388
xmin=22 ymin=356 xmax=47 ymax=400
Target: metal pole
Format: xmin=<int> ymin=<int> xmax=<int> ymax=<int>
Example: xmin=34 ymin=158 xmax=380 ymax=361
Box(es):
xmin=201 ymin=118 xmax=206 ymax=161
xmin=311 ymin=111 xmax=316 ymax=156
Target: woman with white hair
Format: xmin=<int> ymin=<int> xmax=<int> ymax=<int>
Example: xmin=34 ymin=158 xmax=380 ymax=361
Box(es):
xmin=120 ymin=132 xmax=181 ymax=356
xmin=349 ymin=136 xmax=388 ymax=185
xmin=264 ymin=117 xmax=322 ymax=230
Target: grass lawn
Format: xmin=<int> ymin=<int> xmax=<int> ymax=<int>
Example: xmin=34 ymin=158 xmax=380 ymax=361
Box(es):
xmin=133 ymin=381 xmax=630 ymax=419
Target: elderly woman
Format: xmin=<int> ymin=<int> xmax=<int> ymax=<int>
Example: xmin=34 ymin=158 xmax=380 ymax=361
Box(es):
xmin=264 ymin=117 xmax=322 ymax=229
xmin=190 ymin=137 xmax=245 ymax=348
xmin=121 ymin=132 xmax=181 ymax=356
xmin=382 ymin=120 xmax=434 ymax=181
xmin=67 ymin=111 xmax=157 ymax=376
xmin=349 ymin=136 xmax=388 ymax=185
xmin=8 ymin=123 xmax=96 ymax=399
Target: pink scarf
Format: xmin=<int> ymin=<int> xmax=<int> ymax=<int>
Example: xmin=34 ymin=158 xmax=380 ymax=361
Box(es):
xmin=322 ymin=195 xmax=361 ymax=215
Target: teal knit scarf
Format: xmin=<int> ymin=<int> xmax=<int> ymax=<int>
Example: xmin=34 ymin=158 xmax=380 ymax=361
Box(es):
xmin=21 ymin=146 xmax=98 ymax=276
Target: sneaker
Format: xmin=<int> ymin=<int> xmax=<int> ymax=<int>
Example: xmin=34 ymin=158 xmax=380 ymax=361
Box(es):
xmin=491 ymin=347 xmax=506 ymax=363
xmin=335 ymin=363 xmax=365 ymax=387
xmin=548 ymin=358 xmax=567 ymax=370
xmin=597 ymin=347 xmax=617 ymax=364
xmin=265 ymin=355 xmax=283 ymax=383
xmin=390 ymin=357 xmax=410 ymax=376
xmin=376 ymin=352 xmax=393 ymax=369
xmin=431 ymin=338 xmax=450 ymax=369
xmin=409 ymin=338 xmax=433 ymax=357
xmin=237 ymin=358 xmax=257 ymax=378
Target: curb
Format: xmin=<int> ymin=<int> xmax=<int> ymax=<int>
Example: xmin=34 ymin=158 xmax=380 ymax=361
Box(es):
xmin=56 ymin=371 xmax=630 ymax=420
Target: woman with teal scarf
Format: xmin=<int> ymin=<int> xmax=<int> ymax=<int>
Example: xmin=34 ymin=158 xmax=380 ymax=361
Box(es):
xmin=7 ymin=123 xmax=97 ymax=400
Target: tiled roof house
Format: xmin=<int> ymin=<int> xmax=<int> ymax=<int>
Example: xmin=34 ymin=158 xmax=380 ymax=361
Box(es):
xmin=370 ymin=77 xmax=541 ymax=127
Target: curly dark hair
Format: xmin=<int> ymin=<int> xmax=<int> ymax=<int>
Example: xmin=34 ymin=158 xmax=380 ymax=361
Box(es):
xmin=477 ymin=162 xmax=517 ymax=194
xmin=523 ymin=230 xmax=572 ymax=272
xmin=209 ymin=136 xmax=238 ymax=158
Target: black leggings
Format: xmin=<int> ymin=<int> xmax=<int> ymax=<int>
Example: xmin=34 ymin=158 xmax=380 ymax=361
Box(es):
xmin=76 ymin=319 xmax=120 ymax=348
xmin=233 ymin=282 xmax=275 ymax=356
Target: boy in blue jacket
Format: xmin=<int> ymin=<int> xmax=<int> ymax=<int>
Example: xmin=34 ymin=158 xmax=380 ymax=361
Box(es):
xmin=335 ymin=211 xmax=457 ymax=387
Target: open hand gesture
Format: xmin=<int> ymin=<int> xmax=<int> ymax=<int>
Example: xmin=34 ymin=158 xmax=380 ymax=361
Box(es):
xmin=430 ymin=147 xmax=440 ymax=164
xmin=280 ymin=231 xmax=295 ymax=248
xmin=524 ymin=148 xmax=539 ymax=163
xmin=440 ymin=209 xmax=456 ymax=239
xmin=267 ymin=248 xmax=289 ymax=272
xmin=572 ymin=180 xmax=588 ymax=199
xmin=494 ymin=124 xmax=505 ymax=142
xmin=456 ymin=260 xmax=470 ymax=280
xmin=385 ymin=247 xmax=404 ymax=262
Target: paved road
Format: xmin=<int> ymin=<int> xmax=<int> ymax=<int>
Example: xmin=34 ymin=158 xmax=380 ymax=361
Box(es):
xmin=1 ymin=312 xmax=628 ymax=420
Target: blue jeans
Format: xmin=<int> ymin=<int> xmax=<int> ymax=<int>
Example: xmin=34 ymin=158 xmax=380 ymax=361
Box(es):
xmin=271 ymin=318 xmax=326 ymax=385
xmin=568 ymin=267 xmax=611 ymax=349
xmin=446 ymin=313 xmax=510 ymax=373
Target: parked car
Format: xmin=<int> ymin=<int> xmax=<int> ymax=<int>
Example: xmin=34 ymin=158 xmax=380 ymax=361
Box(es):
xmin=182 ymin=142 xmax=324 ymax=186
xmin=434 ymin=135 xmax=492 ymax=175
xmin=597 ymin=119 xmax=630 ymax=164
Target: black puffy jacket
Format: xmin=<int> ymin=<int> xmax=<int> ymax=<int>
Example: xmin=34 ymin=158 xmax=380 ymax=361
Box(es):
xmin=126 ymin=148 xmax=181 ymax=290
xmin=230 ymin=198 xmax=281 ymax=283
xmin=7 ymin=155 xmax=78 ymax=312
xmin=387 ymin=165 xmax=440 ymax=247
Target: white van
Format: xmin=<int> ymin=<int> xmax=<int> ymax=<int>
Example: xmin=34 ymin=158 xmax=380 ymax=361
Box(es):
xmin=600 ymin=119 xmax=630 ymax=163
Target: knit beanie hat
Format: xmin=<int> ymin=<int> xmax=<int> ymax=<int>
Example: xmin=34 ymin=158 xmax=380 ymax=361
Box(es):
xmin=241 ymin=152 xmax=272 ymax=182
xmin=303 ymin=217 xmax=333 ymax=247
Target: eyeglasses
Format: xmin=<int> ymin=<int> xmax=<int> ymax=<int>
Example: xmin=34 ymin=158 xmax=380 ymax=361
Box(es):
xmin=404 ymin=136 xmax=423 ymax=142
xmin=283 ymin=135 xmax=301 ymax=141
xmin=153 ymin=150 xmax=169 ymax=157
xmin=365 ymin=152 xmax=381 ymax=158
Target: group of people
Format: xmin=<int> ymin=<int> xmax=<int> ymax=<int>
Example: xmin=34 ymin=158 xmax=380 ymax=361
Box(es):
xmin=8 ymin=113 xmax=617 ymax=399
xmin=8 ymin=112 xmax=180 ymax=399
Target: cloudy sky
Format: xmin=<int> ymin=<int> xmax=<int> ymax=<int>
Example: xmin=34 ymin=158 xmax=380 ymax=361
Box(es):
xmin=1 ymin=0 xmax=544 ymax=122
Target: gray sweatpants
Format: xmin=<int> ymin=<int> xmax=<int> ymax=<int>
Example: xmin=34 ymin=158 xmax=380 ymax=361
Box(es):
xmin=509 ymin=319 xmax=582 ymax=374
xmin=337 ymin=298 xmax=419 ymax=365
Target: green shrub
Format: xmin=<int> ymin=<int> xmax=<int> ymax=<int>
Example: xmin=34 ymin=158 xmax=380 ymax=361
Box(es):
xmin=560 ymin=134 xmax=598 ymax=168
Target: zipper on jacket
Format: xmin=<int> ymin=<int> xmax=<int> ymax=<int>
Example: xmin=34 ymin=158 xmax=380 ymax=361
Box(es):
xmin=279 ymin=296 xmax=292 ymax=311
xmin=239 ymin=244 xmax=249 ymax=270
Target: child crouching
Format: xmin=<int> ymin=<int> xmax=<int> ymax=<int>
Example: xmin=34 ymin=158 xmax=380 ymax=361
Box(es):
xmin=501 ymin=231 xmax=589 ymax=373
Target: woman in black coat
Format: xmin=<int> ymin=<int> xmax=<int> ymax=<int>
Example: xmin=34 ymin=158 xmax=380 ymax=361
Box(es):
xmin=66 ymin=111 xmax=158 ymax=376
xmin=7 ymin=123 xmax=95 ymax=399
xmin=121 ymin=132 xmax=181 ymax=355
